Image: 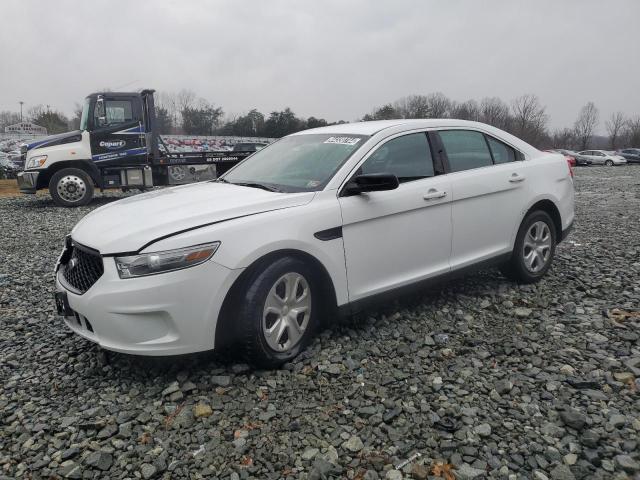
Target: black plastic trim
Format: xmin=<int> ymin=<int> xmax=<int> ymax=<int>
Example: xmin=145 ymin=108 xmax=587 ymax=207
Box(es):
xmin=560 ymin=220 xmax=574 ymax=242
xmin=314 ymin=227 xmax=343 ymax=241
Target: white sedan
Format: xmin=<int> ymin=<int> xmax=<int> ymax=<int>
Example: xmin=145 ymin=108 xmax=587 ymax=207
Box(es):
xmin=55 ymin=120 xmax=575 ymax=367
xmin=576 ymin=150 xmax=627 ymax=166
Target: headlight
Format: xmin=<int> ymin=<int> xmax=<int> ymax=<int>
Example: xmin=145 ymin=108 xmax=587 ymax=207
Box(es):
xmin=26 ymin=155 xmax=47 ymax=169
xmin=114 ymin=242 xmax=220 ymax=279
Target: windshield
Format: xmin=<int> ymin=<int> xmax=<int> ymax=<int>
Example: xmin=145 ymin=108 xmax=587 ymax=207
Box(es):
xmin=222 ymin=134 xmax=367 ymax=192
xmin=79 ymin=97 xmax=91 ymax=131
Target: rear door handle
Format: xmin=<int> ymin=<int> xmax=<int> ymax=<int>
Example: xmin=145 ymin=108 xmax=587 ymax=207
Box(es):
xmin=423 ymin=189 xmax=447 ymax=200
xmin=509 ymin=173 xmax=526 ymax=183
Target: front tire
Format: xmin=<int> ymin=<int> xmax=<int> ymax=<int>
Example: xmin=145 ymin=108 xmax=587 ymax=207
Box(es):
xmin=238 ymin=257 xmax=319 ymax=368
xmin=605 ymin=160 xmax=614 ymax=166
xmin=500 ymin=210 xmax=557 ymax=284
xmin=49 ymin=168 xmax=94 ymax=207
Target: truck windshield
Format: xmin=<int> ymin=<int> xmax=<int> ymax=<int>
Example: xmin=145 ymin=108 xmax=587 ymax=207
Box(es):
xmin=79 ymin=97 xmax=91 ymax=131
xmin=221 ymin=134 xmax=367 ymax=192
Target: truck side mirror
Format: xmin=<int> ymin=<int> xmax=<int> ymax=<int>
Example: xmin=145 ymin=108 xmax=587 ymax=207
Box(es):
xmin=96 ymin=96 xmax=106 ymax=126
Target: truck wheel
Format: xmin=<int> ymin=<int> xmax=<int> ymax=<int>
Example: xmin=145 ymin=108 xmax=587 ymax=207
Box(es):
xmin=49 ymin=168 xmax=94 ymax=207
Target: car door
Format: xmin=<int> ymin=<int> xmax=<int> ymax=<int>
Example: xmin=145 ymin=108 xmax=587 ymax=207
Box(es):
xmin=338 ymin=132 xmax=452 ymax=301
xmin=435 ymin=129 xmax=532 ymax=270
xmin=591 ymin=151 xmax=607 ymax=164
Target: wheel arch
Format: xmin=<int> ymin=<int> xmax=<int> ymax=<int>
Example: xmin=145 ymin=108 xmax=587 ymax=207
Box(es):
xmin=37 ymin=160 xmax=101 ymax=189
xmin=214 ymin=248 xmax=338 ymax=350
xmin=523 ymin=198 xmax=562 ymax=241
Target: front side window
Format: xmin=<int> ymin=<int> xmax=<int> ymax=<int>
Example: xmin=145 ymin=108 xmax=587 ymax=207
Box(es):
xmin=359 ymin=133 xmax=434 ymax=182
xmin=94 ymin=99 xmax=134 ymax=127
xmin=486 ymin=136 xmax=517 ymax=164
xmin=439 ymin=130 xmax=493 ymax=172
xmin=79 ymin=97 xmax=91 ymax=131
xmin=222 ymin=134 xmax=367 ymax=192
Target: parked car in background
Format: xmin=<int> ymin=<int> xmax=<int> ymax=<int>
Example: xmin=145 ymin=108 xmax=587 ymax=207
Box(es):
xmin=546 ymin=149 xmax=577 ymax=168
xmin=232 ymin=142 xmax=269 ymax=152
xmin=616 ymin=148 xmax=640 ymax=164
xmin=554 ymin=148 xmax=591 ymax=166
xmin=54 ymin=119 xmax=574 ymax=367
xmin=576 ymin=150 xmax=626 ymax=166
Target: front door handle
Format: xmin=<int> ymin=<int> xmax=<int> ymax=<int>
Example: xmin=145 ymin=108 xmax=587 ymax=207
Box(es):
xmin=423 ymin=189 xmax=447 ymax=200
xmin=509 ymin=173 xmax=526 ymax=183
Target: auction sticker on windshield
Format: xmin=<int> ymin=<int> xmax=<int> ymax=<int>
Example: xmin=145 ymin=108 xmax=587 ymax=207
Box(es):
xmin=324 ymin=136 xmax=361 ymax=146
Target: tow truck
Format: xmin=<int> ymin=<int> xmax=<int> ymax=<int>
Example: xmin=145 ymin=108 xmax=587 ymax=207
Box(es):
xmin=17 ymin=89 xmax=259 ymax=207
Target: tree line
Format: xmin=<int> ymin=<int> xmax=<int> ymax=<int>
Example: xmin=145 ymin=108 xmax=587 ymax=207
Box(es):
xmin=2 ymin=89 xmax=639 ymax=150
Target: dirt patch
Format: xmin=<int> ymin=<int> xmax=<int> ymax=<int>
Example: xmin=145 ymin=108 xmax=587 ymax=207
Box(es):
xmin=0 ymin=179 xmax=20 ymax=197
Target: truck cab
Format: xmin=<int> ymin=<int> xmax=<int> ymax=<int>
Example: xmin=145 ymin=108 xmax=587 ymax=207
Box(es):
xmin=18 ymin=90 xmax=155 ymax=206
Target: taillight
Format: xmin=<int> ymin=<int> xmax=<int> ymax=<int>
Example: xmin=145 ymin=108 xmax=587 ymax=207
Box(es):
xmin=566 ymin=158 xmax=574 ymax=177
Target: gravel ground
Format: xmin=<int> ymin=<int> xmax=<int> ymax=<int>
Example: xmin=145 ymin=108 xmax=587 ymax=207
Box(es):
xmin=1 ymin=167 xmax=639 ymax=480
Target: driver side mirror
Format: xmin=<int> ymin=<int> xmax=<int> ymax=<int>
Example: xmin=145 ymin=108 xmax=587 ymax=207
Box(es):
xmin=95 ymin=96 xmax=106 ymax=127
xmin=343 ymin=173 xmax=399 ymax=196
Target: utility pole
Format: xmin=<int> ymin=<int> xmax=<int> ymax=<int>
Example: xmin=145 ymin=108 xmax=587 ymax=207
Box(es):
xmin=19 ymin=101 xmax=24 ymax=122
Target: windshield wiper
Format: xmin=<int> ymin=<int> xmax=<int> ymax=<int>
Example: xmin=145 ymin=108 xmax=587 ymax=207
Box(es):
xmin=215 ymin=177 xmax=230 ymax=183
xmin=230 ymin=181 xmax=282 ymax=192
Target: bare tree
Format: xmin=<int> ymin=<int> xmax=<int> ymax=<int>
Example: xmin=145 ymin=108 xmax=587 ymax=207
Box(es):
xmin=623 ymin=115 xmax=640 ymax=147
xmin=451 ymin=99 xmax=481 ymax=121
xmin=510 ymin=94 xmax=548 ymax=145
xmin=605 ymin=111 xmax=626 ymax=150
xmin=551 ymin=128 xmax=576 ymax=149
xmin=573 ymin=102 xmax=599 ymax=150
xmin=480 ymin=97 xmax=510 ymax=129
xmin=393 ymin=95 xmax=430 ymax=119
xmin=425 ymin=92 xmax=452 ymax=118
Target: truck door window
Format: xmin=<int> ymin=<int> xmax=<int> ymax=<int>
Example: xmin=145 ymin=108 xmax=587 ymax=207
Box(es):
xmin=95 ymin=100 xmax=134 ymax=127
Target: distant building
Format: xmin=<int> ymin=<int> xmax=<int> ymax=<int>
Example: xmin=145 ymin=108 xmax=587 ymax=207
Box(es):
xmin=4 ymin=122 xmax=47 ymax=135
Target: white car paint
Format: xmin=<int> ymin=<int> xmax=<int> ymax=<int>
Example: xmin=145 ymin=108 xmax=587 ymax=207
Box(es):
xmin=577 ymin=149 xmax=627 ymax=166
xmin=56 ymin=119 xmax=574 ymax=355
xmin=24 ymin=130 xmax=92 ymax=169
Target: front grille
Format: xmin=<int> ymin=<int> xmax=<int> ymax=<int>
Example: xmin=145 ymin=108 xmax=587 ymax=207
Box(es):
xmin=62 ymin=244 xmax=104 ymax=294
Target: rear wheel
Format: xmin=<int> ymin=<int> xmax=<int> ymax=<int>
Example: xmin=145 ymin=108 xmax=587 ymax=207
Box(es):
xmin=605 ymin=160 xmax=614 ymax=166
xmin=49 ymin=168 xmax=94 ymax=207
xmin=500 ymin=210 xmax=557 ymax=284
xmin=238 ymin=257 xmax=319 ymax=368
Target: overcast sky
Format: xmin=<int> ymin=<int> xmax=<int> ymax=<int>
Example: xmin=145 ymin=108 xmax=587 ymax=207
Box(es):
xmin=1 ymin=0 xmax=638 ymax=132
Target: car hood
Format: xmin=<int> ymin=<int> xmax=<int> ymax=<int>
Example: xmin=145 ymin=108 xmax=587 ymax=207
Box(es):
xmin=71 ymin=182 xmax=315 ymax=254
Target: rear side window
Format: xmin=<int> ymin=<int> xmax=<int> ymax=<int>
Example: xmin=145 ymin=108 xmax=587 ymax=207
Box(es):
xmin=486 ymin=136 xmax=517 ymax=164
xmin=439 ymin=130 xmax=493 ymax=172
xmin=360 ymin=133 xmax=434 ymax=182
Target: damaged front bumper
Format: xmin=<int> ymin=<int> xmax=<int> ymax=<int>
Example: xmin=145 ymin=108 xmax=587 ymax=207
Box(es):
xmin=17 ymin=171 xmax=39 ymax=193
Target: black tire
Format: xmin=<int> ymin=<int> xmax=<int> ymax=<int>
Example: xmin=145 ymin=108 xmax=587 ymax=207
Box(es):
xmin=49 ymin=168 xmax=94 ymax=207
xmin=605 ymin=160 xmax=613 ymax=166
xmin=238 ymin=256 xmax=320 ymax=368
xmin=500 ymin=210 xmax=557 ymax=284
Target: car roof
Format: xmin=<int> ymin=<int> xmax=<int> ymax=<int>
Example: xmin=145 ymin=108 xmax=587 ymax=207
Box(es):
xmin=292 ymin=119 xmax=506 ymax=136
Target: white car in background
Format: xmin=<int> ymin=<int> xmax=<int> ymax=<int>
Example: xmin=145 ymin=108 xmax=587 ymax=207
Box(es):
xmin=576 ymin=150 xmax=627 ymax=166
xmin=54 ymin=120 xmax=575 ymax=367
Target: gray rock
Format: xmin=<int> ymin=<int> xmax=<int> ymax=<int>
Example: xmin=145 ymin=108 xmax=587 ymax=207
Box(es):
xmin=549 ymin=464 xmax=575 ymax=480
xmin=140 ymin=463 xmax=157 ymax=479
xmin=559 ymin=408 xmax=587 ymax=431
xmin=85 ymin=451 xmax=113 ymax=471
xmin=494 ymin=379 xmax=513 ymax=394
xmin=614 ymin=454 xmax=640 ymax=473
xmin=474 ymin=423 xmax=492 ymax=437
xmin=211 ymin=375 xmax=231 ymax=387
xmin=343 ymin=435 xmax=364 ymax=452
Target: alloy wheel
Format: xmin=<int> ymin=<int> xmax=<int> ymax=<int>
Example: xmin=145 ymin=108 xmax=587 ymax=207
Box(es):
xmin=262 ymin=272 xmax=311 ymax=352
xmin=522 ymin=221 xmax=552 ymax=273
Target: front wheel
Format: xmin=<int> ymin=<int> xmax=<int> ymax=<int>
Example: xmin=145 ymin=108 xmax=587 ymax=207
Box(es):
xmin=238 ymin=257 xmax=319 ymax=368
xmin=49 ymin=168 xmax=94 ymax=207
xmin=605 ymin=160 xmax=614 ymax=166
xmin=500 ymin=211 xmax=557 ymax=284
